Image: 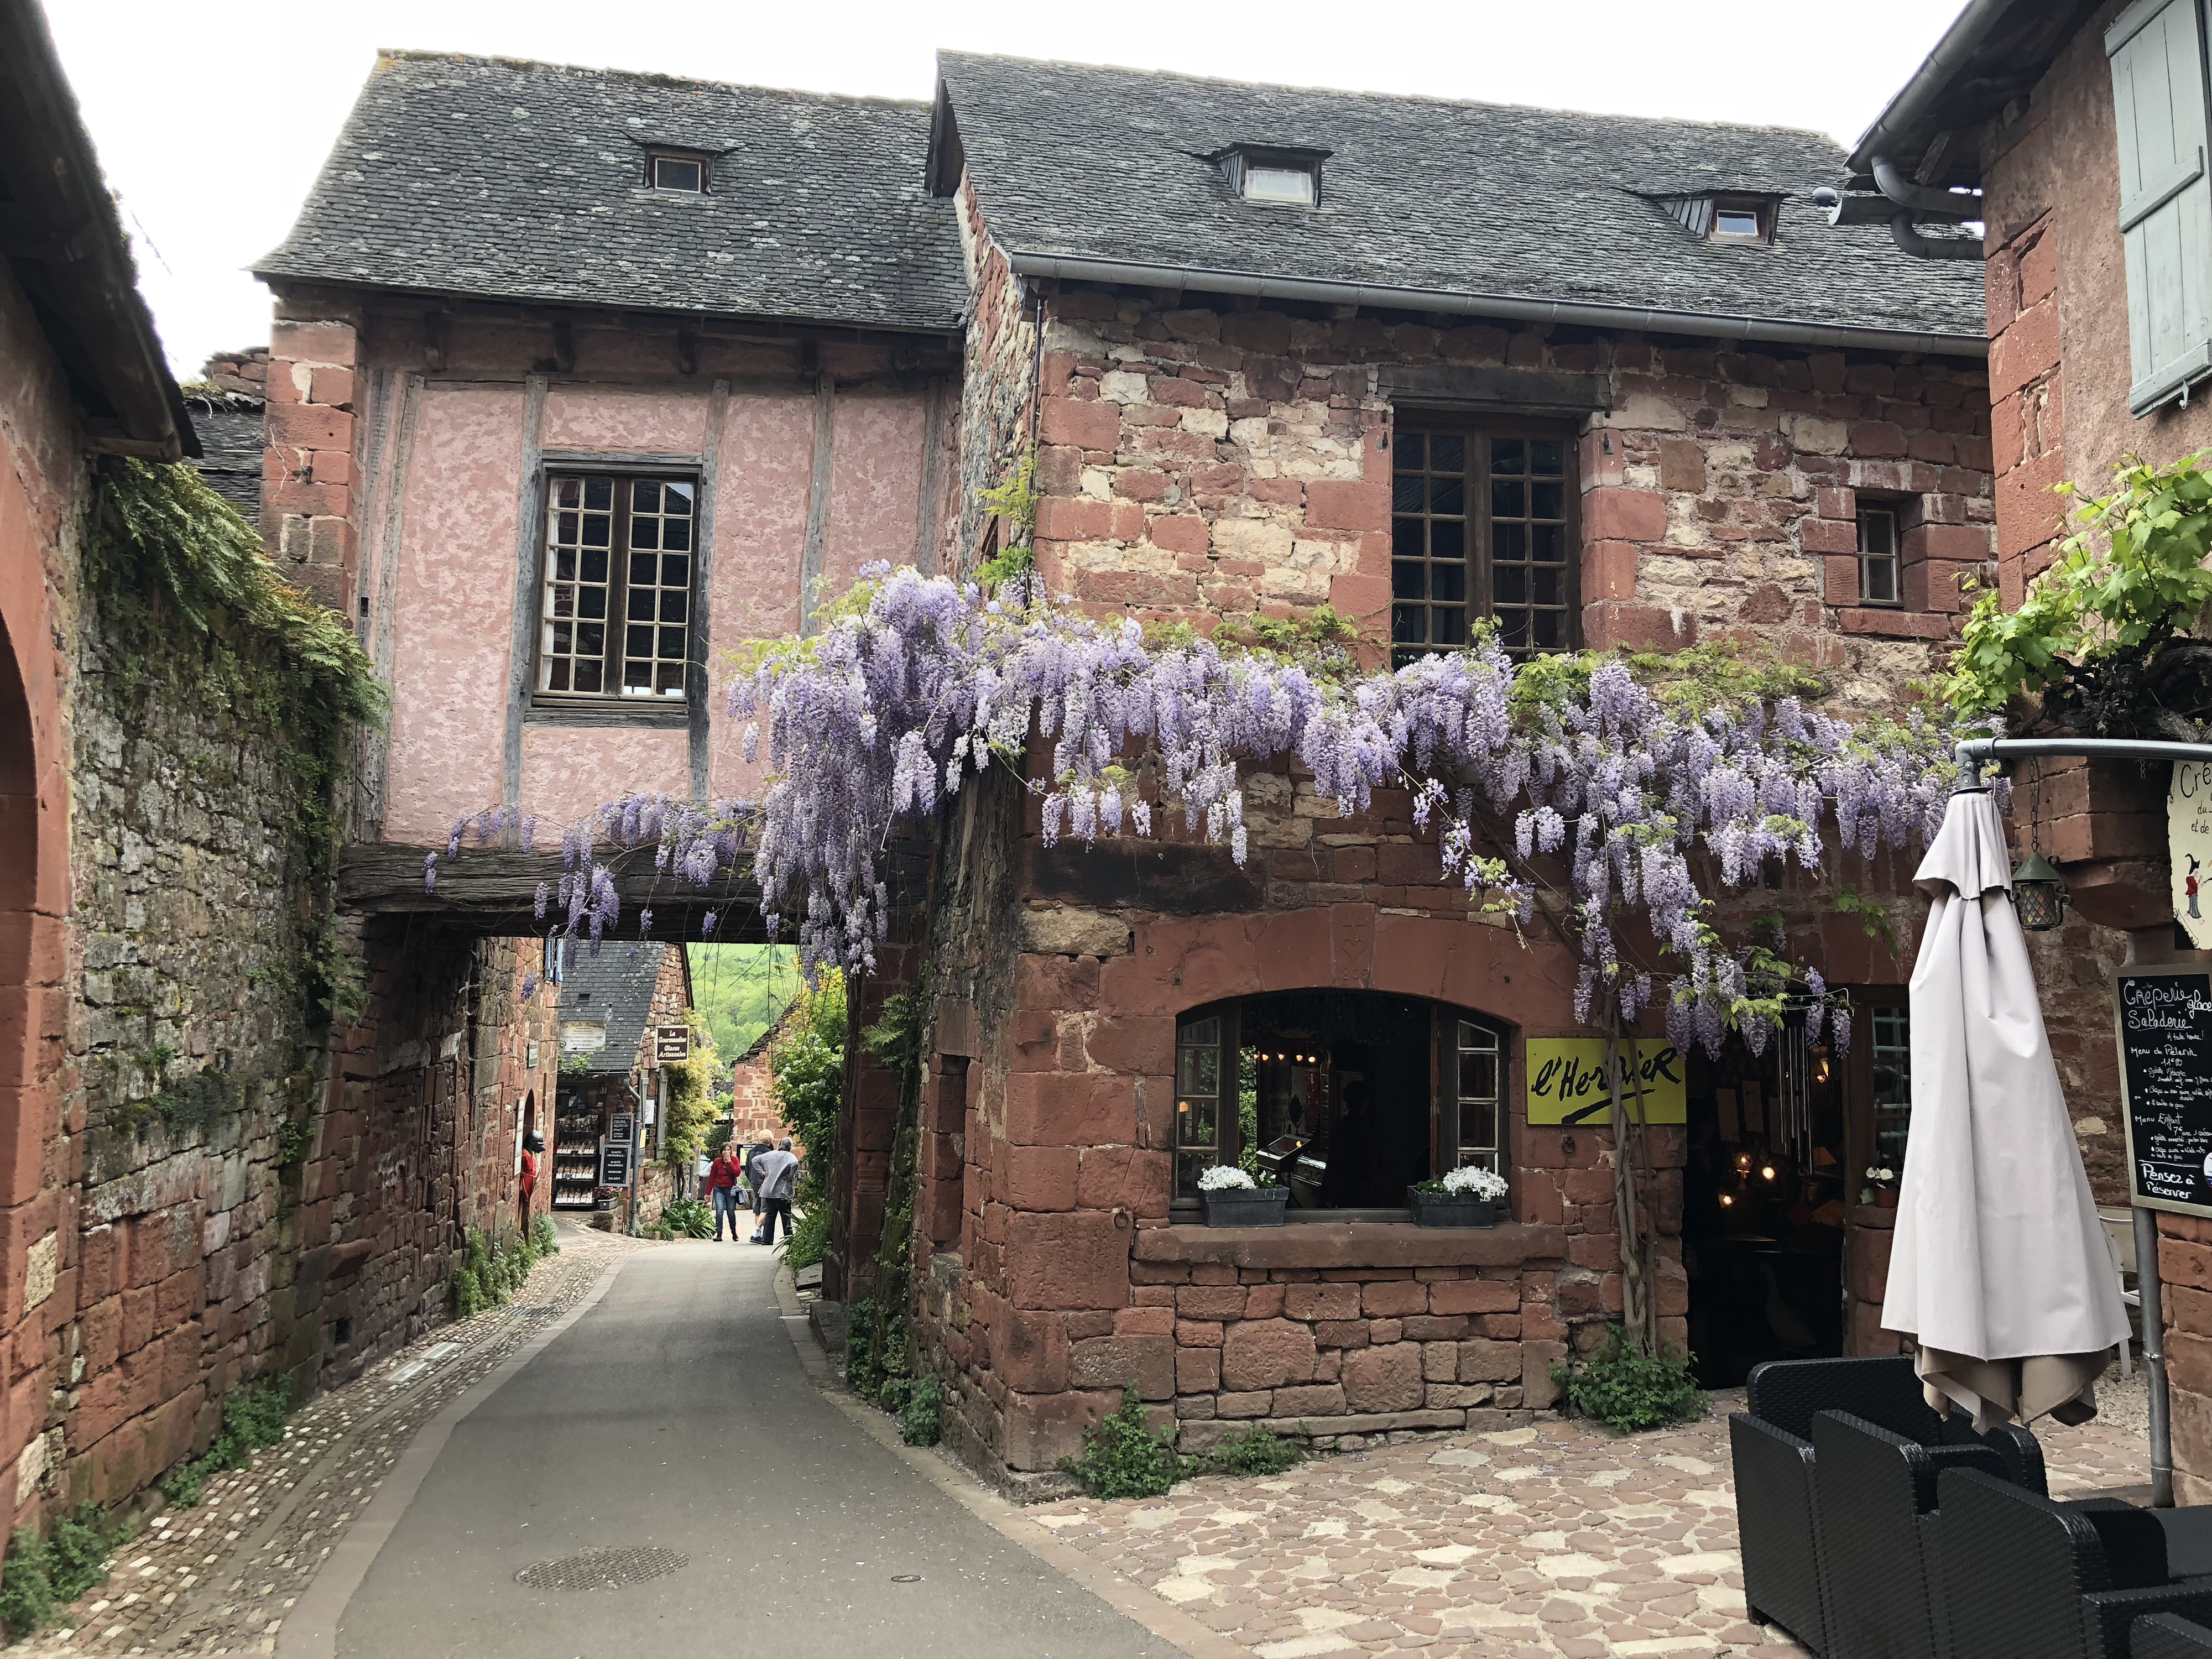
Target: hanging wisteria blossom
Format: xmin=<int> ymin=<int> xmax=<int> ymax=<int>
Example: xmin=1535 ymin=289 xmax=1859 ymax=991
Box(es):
xmin=431 ymin=564 xmax=1981 ymax=1050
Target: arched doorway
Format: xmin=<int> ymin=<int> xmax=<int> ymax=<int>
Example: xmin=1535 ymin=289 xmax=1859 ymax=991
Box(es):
xmin=0 ymin=607 xmax=42 ymax=1103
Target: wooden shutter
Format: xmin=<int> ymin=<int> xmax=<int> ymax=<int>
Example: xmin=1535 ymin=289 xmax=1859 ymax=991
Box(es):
xmin=2109 ymin=0 xmax=2212 ymax=414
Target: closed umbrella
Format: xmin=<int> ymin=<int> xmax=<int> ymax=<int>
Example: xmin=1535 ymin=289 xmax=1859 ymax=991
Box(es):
xmin=1881 ymin=785 xmax=2130 ymax=1429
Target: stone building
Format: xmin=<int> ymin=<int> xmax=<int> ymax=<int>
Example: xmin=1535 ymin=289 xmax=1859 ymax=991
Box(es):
xmin=1844 ymin=0 xmax=2212 ymax=1501
xmin=725 ymin=1006 xmax=798 ymax=1149
xmin=550 ymin=942 xmax=693 ymax=1229
xmin=0 ymin=1 xmax=566 ymax=1535
xmin=265 ymin=44 xmax=2006 ymax=1478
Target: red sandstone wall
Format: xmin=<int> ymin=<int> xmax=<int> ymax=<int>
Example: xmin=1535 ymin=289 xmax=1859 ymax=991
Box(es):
xmin=0 ymin=258 xmax=86 ymax=1532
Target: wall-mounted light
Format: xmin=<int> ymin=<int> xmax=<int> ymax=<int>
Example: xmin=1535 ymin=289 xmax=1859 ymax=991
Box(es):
xmin=2011 ymin=849 xmax=2068 ymax=931
xmin=1719 ymin=1193 xmax=1734 ymax=1207
xmin=1812 ymin=1046 xmax=1832 ymax=1087
xmin=1761 ymin=1165 xmax=1777 ymax=1182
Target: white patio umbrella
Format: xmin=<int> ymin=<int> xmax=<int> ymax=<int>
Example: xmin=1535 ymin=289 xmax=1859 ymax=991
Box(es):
xmin=1881 ymin=785 xmax=2130 ymax=1429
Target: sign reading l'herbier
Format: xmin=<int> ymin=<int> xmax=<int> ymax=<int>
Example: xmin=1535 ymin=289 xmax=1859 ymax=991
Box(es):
xmin=2116 ymin=965 xmax=2212 ymax=1217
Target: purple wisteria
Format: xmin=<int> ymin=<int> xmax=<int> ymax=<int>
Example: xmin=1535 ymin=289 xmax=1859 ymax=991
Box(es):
xmin=432 ymin=564 xmax=1979 ymax=1050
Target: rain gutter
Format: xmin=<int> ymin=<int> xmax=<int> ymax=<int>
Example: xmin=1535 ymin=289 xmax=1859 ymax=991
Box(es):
xmin=1956 ymin=732 xmax=2210 ymax=1508
xmin=1005 ymin=251 xmax=1990 ymax=359
xmin=1847 ymin=0 xmax=2018 ymax=175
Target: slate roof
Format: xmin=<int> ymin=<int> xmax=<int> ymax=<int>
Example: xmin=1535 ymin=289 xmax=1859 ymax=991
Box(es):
xmin=559 ymin=942 xmax=672 ymax=1075
xmin=935 ymin=53 xmax=1987 ymax=349
xmin=184 ymin=392 xmax=264 ymax=516
xmin=257 ymin=52 xmax=967 ymax=334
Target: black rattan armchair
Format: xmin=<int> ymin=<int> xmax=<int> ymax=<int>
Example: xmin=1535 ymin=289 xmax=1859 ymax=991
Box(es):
xmin=1812 ymin=1410 xmax=2015 ymax=1659
xmin=1937 ymin=1468 xmax=2212 ymax=1659
xmin=1729 ymin=1355 xmax=2046 ymax=1653
xmin=2137 ymin=1614 xmax=2212 ymax=1659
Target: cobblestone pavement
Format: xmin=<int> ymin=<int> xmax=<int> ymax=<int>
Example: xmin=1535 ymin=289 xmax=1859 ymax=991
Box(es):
xmin=8 ymin=1223 xmax=659 ymax=1658
xmin=1016 ymin=1370 xmax=2155 ymax=1659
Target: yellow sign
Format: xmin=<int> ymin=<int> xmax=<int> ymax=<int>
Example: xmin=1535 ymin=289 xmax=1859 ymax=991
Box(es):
xmin=1525 ymin=1038 xmax=1687 ymax=1126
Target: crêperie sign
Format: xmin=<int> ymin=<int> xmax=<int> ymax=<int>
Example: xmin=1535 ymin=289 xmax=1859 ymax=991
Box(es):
xmin=2116 ymin=965 xmax=2212 ymax=1217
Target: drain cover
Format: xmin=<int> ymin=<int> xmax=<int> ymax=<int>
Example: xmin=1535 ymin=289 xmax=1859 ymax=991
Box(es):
xmin=517 ymin=1546 xmax=689 ymax=1591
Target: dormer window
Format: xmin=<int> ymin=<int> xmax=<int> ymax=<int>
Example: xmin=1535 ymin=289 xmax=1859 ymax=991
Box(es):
xmin=1707 ymin=195 xmax=1776 ymax=245
xmin=1217 ymin=145 xmax=1327 ymax=207
xmin=647 ymin=150 xmax=708 ymax=192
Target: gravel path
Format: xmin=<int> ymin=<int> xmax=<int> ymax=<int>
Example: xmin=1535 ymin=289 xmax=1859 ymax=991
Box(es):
xmin=8 ymin=1223 xmax=659 ymax=1658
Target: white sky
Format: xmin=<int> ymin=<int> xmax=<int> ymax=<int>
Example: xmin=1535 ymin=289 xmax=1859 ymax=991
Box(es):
xmin=43 ymin=0 xmax=1964 ymax=379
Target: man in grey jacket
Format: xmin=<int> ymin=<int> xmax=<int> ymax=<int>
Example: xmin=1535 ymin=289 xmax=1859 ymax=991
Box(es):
xmin=752 ymin=1139 xmax=799 ymax=1246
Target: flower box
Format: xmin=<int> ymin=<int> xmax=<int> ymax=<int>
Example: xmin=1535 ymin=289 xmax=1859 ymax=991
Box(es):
xmin=1201 ymin=1187 xmax=1289 ymax=1227
xmin=1407 ymin=1186 xmax=1499 ymax=1228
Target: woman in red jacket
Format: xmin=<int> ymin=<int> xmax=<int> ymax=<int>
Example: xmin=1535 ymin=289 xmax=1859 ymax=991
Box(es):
xmin=518 ymin=1128 xmax=542 ymax=1235
xmin=708 ymin=1145 xmax=744 ymax=1241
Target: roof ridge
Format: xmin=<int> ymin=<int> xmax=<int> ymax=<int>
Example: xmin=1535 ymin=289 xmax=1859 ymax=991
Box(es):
xmin=934 ymin=49 xmax=1845 ymax=149
xmin=371 ymin=48 xmax=932 ymax=111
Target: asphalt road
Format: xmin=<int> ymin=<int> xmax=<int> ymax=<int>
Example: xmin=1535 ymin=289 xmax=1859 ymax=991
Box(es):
xmin=328 ymin=1238 xmax=1178 ymax=1659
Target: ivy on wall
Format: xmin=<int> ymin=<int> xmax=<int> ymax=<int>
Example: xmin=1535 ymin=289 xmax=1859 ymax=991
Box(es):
xmin=79 ymin=459 xmax=386 ymax=1147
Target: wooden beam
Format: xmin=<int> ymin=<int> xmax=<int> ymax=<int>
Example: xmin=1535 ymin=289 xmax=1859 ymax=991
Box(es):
xmin=337 ymin=840 xmax=931 ymax=942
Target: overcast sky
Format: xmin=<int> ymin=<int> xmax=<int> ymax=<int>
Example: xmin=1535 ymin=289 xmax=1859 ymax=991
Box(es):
xmin=43 ymin=0 xmax=1963 ymax=378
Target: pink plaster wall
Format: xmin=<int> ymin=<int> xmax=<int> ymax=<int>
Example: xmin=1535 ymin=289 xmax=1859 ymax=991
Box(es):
xmin=707 ymin=392 xmax=814 ymax=802
xmin=540 ymin=389 xmax=709 ymax=457
xmin=822 ymin=394 xmax=928 ymax=596
xmin=519 ymin=724 xmax=687 ymax=830
xmin=383 ymin=384 xmax=526 ymax=844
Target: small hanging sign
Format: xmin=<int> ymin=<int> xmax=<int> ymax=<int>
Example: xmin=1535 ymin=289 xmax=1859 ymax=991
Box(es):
xmin=2169 ymin=760 xmax=2212 ymax=948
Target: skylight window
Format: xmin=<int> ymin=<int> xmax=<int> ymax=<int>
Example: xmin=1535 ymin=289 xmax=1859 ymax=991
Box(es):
xmin=1218 ymin=145 xmax=1328 ymax=208
xmin=647 ymin=151 xmax=707 ymax=193
xmin=1708 ymin=196 xmax=1776 ymax=245
xmin=1245 ymin=163 xmax=1316 ymax=205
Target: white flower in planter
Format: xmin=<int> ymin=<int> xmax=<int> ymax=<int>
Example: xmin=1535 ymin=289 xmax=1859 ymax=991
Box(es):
xmin=1198 ymin=1165 xmax=1256 ymax=1192
xmin=1439 ymin=1165 xmax=1509 ymax=1201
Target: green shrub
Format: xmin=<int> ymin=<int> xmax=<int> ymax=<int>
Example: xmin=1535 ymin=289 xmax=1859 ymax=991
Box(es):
xmin=0 ymin=1528 xmax=54 ymax=1640
xmin=1059 ymin=1385 xmax=1177 ymax=1499
xmin=899 ymin=1375 xmax=943 ymax=1447
xmin=660 ymin=1196 xmax=715 ymax=1239
xmin=780 ymin=1176 xmax=831 ymax=1270
xmin=47 ymin=1506 xmax=118 ymax=1603
xmin=1187 ymin=1423 xmax=1301 ymax=1478
xmin=450 ymin=1266 xmax=484 ymax=1320
xmin=532 ymin=1213 xmax=559 ymax=1255
xmin=1550 ymin=1326 xmax=1705 ymax=1433
xmin=161 ymin=1379 xmax=292 ymax=1508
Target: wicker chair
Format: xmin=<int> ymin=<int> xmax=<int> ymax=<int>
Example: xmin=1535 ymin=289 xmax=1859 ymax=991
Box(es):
xmin=1728 ymin=1356 xmax=2046 ymax=1653
xmin=1936 ymin=1468 xmax=2212 ymax=1659
xmin=2137 ymin=1615 xmax=2212 ymax=1659
xmin=1811 ymin=1410 xmax=2015 ymax=1659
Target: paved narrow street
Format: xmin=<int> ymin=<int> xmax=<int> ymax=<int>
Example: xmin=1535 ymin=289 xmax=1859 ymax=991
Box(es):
xmin=306 ymin=1238 xmax=1177 ymax=1659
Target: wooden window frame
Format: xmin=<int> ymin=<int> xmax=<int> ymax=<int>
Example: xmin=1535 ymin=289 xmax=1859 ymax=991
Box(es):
xmin=1391 ymin=418 xmax=1580 ymax=665
xmin=646 ymin=149 xmax=711 ymax=193
xmin=532 ymin=469 xmax=700 ymax=712
xmin=1439 ymin=1013 xmax=1509 ymax=1176
xmin=1857 ymin=504 xmax=1902 ymax=607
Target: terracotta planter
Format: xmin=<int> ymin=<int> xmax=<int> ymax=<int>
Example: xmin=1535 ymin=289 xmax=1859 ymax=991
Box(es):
xmin=1876 ymin=1188 xmax=1899 ymax=1209
xmin=1407 ymin=1186 xmax=1499 ymax=1228
xmin=1200 ymin=1187 xmax=1289 ymax=1227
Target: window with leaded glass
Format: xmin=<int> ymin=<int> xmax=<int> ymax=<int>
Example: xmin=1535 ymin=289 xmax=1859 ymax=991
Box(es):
xmin=1450 ymin=1021 xmax=1504 ymax=1173
xmin=1392 ymin=427 xmax=1576 ymax=664
xmin=1175 ymin=1015 xmax=1225 ymax=1201
xmin=538 ymin=474 xmax=695 ymax=701
xmin=1870 ymin=1007 xmax=1911 ymax=1173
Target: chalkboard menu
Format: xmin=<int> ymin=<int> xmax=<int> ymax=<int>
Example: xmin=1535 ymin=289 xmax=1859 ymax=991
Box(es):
xmin=2116 ymin=965 xmax=2212 ymax=1217
xmin=599 ymin=1144 xmax=632 ymax=1189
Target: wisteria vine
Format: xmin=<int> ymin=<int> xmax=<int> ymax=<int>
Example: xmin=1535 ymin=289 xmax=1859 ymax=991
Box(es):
xmin=434 ymin=565 xmax=1985 ymax=1054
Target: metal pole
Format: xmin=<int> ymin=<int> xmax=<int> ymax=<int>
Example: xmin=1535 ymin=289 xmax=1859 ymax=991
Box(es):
xmin=1955 ymin=735 xmax=2212 ymax=780
xmin=2136 ymin=1203 xmax=2176 ymax=1507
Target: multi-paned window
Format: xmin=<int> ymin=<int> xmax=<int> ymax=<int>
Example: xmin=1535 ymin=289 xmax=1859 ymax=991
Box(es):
xmin=1858 ymin=506 xmax=1900 ymax=606
xmin=1392 ymin=427 xmax=1575 ymax=664
xmin=1870 ymin=1006 xmax=1911 ymax=1174
xmin=1175 ymin=1015 xmax=1225 ymax=1202
xmin=537 ymin=474 xmax=695 ymax=700
xmin=1451 ymin=1021 xmax=1503 ymax=1174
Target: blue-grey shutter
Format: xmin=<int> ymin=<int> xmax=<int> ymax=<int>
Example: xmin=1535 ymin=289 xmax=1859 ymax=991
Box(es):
xmin=2109 ymin=0 xmax=2212 ymax=414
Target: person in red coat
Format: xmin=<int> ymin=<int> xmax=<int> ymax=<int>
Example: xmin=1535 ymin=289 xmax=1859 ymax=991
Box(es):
xmin=518 ymin=1129 xmax=542 ymax=1235
xmin=708 ymin=1145 xmax=745 ymax=1241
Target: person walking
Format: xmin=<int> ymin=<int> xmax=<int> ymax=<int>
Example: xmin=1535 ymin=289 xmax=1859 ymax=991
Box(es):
xmin=518 ymin=1129 xmax=542 ymax=1238
xmin=752 ymin=1139 xmax=799 ymax=1246
xmin=707 ymin=1143 xmax=745 ymax=1241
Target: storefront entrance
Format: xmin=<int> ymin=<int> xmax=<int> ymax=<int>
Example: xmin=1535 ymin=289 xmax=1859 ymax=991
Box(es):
xmin=1681 ymin=995 xmax=1911 ymax=1384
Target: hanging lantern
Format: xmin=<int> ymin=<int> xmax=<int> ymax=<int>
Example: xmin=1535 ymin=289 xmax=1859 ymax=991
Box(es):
xmin=2011 ymin=849 xmax=2068 ymax=931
